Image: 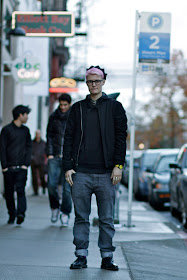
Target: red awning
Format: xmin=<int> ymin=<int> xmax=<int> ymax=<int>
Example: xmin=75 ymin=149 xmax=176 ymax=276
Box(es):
xmin=49 ymin=87 xmax=79 ymax=93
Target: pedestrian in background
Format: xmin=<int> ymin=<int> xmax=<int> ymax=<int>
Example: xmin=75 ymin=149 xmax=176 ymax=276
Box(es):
xmin=46 ymin=93 xmax=72 ymax=226
xmin=31 ymin=129 xmax=47 ymax=196
xmin=63 ymin=66 xmax=128 ymax=270
xmin=0 ymin=105 xmax=32 ymax=225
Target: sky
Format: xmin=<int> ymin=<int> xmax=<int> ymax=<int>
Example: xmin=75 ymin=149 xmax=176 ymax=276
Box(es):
xmin=65 ymin=0 xmax=187 ymax=110
xmin=85 ymin=0 xmax=187 ymax=69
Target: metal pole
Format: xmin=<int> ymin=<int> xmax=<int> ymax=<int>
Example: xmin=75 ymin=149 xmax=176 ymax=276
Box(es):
xmin=127 ymin=10 xmax=139 ymax=227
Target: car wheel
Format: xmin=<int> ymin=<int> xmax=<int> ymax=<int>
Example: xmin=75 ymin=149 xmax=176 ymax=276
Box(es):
xmin=179 ymin=193 xmax=187 ymax=229
xmin=148 ymin=186 xmax=156 ymax=208
xmin=134 ymin=192 xmax=142 ymax=201
xmin=170 ymin=206 xmax=179 ymax=217
xmin=133 ymin=181 xmax=141 ymax=200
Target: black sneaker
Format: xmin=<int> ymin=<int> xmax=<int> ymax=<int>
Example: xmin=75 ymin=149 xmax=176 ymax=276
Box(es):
xmin=70 ymin=256 xmax=87 ymax=269
xmin=16 ymin=214 xmax=24 ymax=225
xmin=7 ymin=216 xmax=15 ymax=224
xmin=101 ymin=257 xmax=119 ymax=271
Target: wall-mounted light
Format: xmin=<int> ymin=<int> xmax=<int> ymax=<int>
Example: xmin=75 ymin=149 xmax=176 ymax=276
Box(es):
xmin=8 ymin=26 xmax=26 ymax=36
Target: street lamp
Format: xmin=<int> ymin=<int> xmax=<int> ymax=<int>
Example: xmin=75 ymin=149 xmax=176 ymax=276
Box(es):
xmin=139 ymin=143 xmax=145 ymax=150
xmin=8 ymin=26 xmax=26 ymax=36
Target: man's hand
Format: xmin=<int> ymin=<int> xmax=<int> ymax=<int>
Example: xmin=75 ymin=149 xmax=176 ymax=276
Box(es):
xmin=65 ymin=169 xmax=76 ymax=186
xmin=111 ymin=166 xmax=122 ymax=185
xmin=48 ymin=155 xmax=54 ymax=159
xmin=21 ymin=165 xmax=28 ymax=170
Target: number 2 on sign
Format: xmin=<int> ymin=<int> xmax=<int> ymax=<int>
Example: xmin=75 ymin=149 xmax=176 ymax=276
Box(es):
xmin=150 ymin=35 xmax=159 ymax=49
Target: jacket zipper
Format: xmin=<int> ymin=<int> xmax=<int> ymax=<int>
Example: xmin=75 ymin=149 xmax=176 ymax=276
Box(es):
xmin=76 ymin=102 xmax=83 ymax=167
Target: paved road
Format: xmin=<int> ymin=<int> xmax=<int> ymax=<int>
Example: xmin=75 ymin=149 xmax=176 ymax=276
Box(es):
xmin=0 ymin=185 xmax=187 ymax=279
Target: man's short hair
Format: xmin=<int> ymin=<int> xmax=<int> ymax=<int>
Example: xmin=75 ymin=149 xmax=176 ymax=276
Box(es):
xmin=58 ymin=93 xmax=71 ymax=104
xmin=86 ymin=66 xmax=107 ymax=80
xmin=12 ymin=105 xmax=31 ymax=120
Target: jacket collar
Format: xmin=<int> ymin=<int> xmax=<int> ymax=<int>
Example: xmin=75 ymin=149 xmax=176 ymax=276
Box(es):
xmin=85 ymin=92 xmax=109 ymax=102
xmin=54 ymin=107 xmax=70 ymax=120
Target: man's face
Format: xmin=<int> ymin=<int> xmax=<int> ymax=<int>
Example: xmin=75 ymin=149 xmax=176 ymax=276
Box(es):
xmin=35 ymin=130 xmax=41 ymax=141
xmin=59 ymin=100 xmax=71 ymax=113
xmin=20 ymin=113 xmax=28 ymax=124
xmin=86 ymin=74 xmax=105 ymax=95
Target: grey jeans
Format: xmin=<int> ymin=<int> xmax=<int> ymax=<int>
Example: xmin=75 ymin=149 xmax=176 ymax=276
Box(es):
xmin=71 ymin=172 xmax=116 ymax=258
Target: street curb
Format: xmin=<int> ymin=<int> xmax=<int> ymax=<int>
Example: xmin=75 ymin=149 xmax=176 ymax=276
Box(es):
xmin=121 ymin=245 xmax=134 ymax=280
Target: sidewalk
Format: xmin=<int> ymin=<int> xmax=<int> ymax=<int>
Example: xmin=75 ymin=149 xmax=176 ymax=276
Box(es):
xmin=0 ymin=185 xmax=187 ymax=280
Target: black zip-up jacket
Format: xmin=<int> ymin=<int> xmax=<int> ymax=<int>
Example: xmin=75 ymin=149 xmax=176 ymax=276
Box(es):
xmin=46 ymin=107 xmax=70 ymax=156
xmin=63 ymin=93 xmax=128 ymax=172
xmin=0 ymin=122 xmax=32 ymax=169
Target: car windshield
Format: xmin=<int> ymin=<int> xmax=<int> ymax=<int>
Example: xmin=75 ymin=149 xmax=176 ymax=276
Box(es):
xmin=156 ymin=154 xmax=177 ymax=173
xmin=143 ymin=153 xmax=160 ymax=168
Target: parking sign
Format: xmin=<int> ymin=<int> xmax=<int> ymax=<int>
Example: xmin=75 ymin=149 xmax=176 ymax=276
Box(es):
xmin=139 ymin=12 xmax=171 ymax=73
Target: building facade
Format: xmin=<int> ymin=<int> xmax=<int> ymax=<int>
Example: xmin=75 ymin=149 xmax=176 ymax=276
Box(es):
xmin=0 ymin=0 xmax=70 ymax=194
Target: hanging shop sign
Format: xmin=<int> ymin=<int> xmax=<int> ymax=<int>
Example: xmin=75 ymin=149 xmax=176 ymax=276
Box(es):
xmin=12 ymin=11 xmax=74 ymax=37
xmin=12 ymin=54 xmax=41 ymax=85
xmin=49 ymin=77 xmax=78 ymax=93
xmin=50 ymin=77 xmax=76 ymax=88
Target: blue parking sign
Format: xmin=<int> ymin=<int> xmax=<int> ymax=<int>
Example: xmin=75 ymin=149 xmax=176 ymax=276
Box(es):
xmin=139 ymin=12 xmax=171 ymax=65
xmin=139 ymin=32 xmax=170 ymax=63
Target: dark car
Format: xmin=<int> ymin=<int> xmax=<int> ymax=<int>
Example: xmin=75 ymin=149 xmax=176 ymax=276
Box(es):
xmin=121 ymin=150 xmax=130 ymax=186
xmin=133 ymin=149 xmax=164 ymax=200
xmin=147 ymin=149 xmax=179 ymax=209
xmin=121 ymin=150 xmax=143 ymax=187
xmin=169 ymin=143 xmax=187 ymax=228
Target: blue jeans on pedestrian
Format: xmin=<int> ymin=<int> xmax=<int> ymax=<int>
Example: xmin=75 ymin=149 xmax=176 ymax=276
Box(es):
xmin=71 ymin=172 xmax=116 ymax=258
xmin=48 ymin=157 xmax=72 ymax=215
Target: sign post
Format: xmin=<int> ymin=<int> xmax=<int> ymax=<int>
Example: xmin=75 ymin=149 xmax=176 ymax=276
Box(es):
xmin=127 ymin=10 xmax=139 ymax=227
xmin=127 ymin=11 xmax=171 ymax=227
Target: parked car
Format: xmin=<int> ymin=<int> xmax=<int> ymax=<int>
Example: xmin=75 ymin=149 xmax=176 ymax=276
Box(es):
xmin=121 ymin=151 xmax=130 ymax=186
xmin=133 ymin=149 xmax=163 ymax=200
xmin=121 ymin=150 xmax=143 ymax=187
xmin=147 ymin=149 xmax=179 ymax=209
xmin=169 ymin=143 xmax=187 ymax=228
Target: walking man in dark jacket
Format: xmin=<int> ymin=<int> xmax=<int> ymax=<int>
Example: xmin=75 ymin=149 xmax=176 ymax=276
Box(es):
xmin=31 ymin=130 xmax=47 ymax=196
xmin=63 ymin=66 xmax=128 ymax=270
xmin=0 ymin=105 xmax=32 ymax=225
xmin=46 ymin=93 xmax=72 ymax=226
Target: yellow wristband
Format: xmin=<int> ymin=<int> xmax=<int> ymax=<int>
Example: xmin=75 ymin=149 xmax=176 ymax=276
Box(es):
xmin=115 ymin=164 xmax=123 ymax=170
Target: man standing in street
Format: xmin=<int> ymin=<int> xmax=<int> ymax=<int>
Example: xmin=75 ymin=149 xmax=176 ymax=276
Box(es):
xmin=63 ymin=66 xmax=128 ymax=271
xmin=46 ymin=93 xmax=72 ymax=226
xmin=0 ymin=105 xmax=32 ymax=225
xmin=31 ymin=129 xmax=47 ymax=196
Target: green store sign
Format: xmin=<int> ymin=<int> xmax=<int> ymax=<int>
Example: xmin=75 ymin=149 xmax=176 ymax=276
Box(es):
xmin=12 ymin=11 xmax=75 ymax=37
xmin=12 ymin=55 xmax=41 ymax=85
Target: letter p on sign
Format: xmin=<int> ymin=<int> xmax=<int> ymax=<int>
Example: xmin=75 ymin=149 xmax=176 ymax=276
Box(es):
xmin=148 ymin=14 xmax=163 ymax=30
xmin=152 ymin=17 xmax=160 ymax=27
